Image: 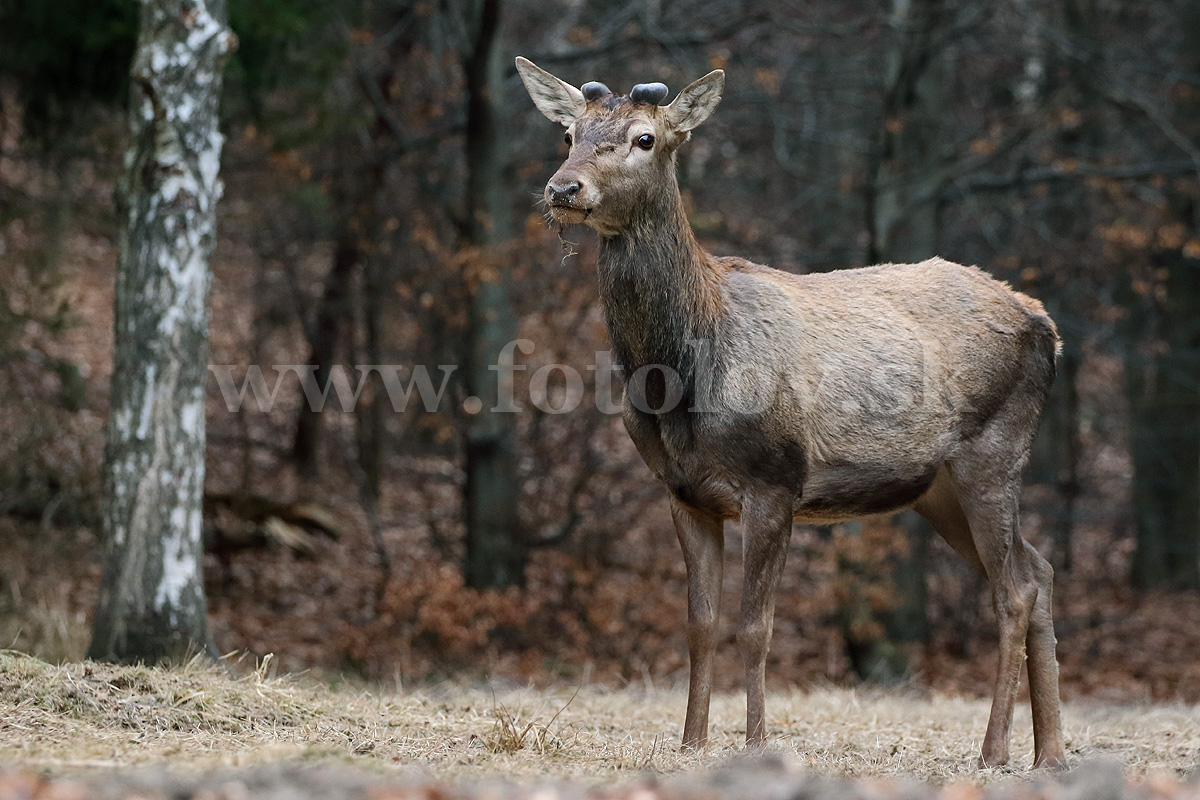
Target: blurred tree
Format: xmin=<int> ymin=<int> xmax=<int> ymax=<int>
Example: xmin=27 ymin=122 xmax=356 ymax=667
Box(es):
xmin=866 ymin=0 xmax=948 ymax=266
xmin=0 ymin=0 xmax=137 ymax=525
xmin=461 ymin=0 xmax=523 ymax=588
xmin=1026 ymin=0 xmax=1102 ymax=573
xmin=1125 ymin=1 xmax=1200 ymax=591
xmin=5 ymin=0 xmax=1198 ymax=684
xmin=0 ymin=0 xmax=135 ymax=139
xmin=1126 ymin=247 xmax=1200 ymax=591
xmin=291 ymin=201 xmax=364 ymax=477
xmin=224 ymin=0 xmax=365 ymax=479
xmin=224 ymin=0 xmax=339 ymax=123
xmin=88 ymin=0 xmax=234 ymax=663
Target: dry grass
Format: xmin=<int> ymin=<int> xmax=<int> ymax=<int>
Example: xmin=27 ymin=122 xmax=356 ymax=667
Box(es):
xmin=1 ymin=651 xmax=1198 ymax=786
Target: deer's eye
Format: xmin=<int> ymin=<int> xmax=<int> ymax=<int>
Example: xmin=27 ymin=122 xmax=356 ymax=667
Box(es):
xmin=636 ymin=133 xmax=655 ymax=150
xmin=564 ymin=132 xmax=572 ymax=147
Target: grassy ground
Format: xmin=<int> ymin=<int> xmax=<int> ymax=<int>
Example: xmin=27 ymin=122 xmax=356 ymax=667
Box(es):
xmin=2 ymin=650 xmax=1200 ymax=792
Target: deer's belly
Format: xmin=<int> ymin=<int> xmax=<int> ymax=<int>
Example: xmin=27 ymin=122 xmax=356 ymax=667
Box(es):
xmin=624 ymin=406 xmax=807 ymax=518
xmin=792 ymin=460 xmax=940 ymax=523
xmin=624 ymin=402 xmax=942 ymax=522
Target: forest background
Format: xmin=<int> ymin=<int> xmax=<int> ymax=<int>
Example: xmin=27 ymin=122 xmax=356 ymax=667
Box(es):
xmin=1 ymin=0 xmax=1199 ymax=701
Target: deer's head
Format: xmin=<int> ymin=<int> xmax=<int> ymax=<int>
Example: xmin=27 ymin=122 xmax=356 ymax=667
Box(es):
xmin=516 ymin=57 xmax=724 ymax=236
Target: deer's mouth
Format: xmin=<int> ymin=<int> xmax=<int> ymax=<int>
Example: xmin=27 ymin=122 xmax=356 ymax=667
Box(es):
xmin=549 ymin=204 xmax=592 ymax=224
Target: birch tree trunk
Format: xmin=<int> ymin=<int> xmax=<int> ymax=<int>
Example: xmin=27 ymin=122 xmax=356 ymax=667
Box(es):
xmin=88 ymin=0 xmax=234 ymax=663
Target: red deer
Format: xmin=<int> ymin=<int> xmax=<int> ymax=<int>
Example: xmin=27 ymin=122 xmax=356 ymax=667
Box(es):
xmin=515 ymin=56 xmax=1066 ymax=769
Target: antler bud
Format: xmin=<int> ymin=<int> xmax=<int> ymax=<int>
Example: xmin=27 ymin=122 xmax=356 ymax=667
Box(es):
xmin=581 ymin=82 xmax=612 ymax=101
xmin=630 ymin=82 xmax=669 ymax=105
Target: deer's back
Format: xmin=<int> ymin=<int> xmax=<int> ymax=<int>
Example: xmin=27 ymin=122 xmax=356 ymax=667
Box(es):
xmin=714 ymin=256 xmax=1058 ymax=421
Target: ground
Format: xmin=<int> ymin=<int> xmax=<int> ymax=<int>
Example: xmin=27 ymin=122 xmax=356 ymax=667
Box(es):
xmin=2 ymin=652 xmax=1199 ymax=798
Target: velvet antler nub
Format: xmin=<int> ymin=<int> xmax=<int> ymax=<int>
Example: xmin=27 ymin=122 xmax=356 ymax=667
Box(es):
xmin=581 ymin=81 xmax=612 ymax=101
xmin=630 ymin=82 xmax=669 ymax=105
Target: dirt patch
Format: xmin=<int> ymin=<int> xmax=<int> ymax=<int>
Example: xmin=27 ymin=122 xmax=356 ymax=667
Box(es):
xmin=2 ymin=760 xmax=1200 ymax=800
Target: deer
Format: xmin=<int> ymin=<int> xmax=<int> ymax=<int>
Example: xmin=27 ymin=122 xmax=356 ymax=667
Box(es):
xmin=515 ymin=56 xmax=1067 ymax=770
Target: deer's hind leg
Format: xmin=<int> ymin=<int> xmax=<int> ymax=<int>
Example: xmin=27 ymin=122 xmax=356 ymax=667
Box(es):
xmin=914 ymin=466 xmax=984 ymax=574
xmin=1023 ymin=536 xmax=1065 ymax=768
xmin=915 ymin=460 xmax=1064 ymax=769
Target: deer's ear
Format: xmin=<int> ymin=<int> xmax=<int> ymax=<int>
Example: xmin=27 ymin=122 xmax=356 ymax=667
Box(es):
xmin=515 ymin=57 xmax=586 ymax=126
xmin=664 ymin=69 xmax=724 ymax=133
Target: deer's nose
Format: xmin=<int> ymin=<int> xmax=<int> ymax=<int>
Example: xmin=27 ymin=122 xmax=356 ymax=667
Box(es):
xmin=548 ymin=180 xmax=582 ymax=204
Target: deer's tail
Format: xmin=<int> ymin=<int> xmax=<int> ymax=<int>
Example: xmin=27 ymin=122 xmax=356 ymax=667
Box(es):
xmin=1015 ymin=291 xmax=1063 ymax=361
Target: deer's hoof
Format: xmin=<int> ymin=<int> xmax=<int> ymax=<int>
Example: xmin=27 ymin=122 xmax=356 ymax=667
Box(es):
xmin=1034 ymin=753 xmax=1069 ymax=771
xmin=977 ymin=753 xmax=1011 ymax=771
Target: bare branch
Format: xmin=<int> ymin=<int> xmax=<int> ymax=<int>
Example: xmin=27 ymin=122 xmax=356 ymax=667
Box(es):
xmin=953 ymin=159 xmax=1197 ymax=194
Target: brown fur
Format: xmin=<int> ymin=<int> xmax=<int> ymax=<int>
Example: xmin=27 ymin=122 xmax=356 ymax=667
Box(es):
xmin=516 ymin=57 xmax=1067 ymax=770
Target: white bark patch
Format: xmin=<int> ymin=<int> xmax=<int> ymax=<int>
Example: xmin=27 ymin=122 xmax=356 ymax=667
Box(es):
xmin=136 ymin=363 xmax=158 ymax=440
xmin=154 ymin=511 xmax=198 ymax=615
xmin=151 ymin=48 xmax=169 ymax=74
xmin=176 ymin=95 xmax=195 ymax=123
xmin=180 ymin=395 xmax=203 ymax=438
xmin=186 ymin=5 xmax=224 ymax=50
xmin=198 ymin=132 xmax=223 ymax=191
xmin=158 ymin=169 xmax=199 ymax=206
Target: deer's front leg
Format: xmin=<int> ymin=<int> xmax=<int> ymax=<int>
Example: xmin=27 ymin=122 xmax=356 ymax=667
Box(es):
xmin=671 ymin=498 xmax=725 ymax=750
xmin=738 ymin=494 xmax=793 ymax=746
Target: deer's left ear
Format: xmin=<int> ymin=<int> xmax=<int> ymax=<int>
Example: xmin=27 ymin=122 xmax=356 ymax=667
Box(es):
xmin=515 ymin=56 xmax=586 ymax=126
xmin=664 ymin=69 xmax=724 ymax=133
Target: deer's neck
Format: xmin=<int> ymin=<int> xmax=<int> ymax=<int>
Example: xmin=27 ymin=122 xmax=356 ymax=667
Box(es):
xmin=596 ymin=178 xmax=726 ymax=384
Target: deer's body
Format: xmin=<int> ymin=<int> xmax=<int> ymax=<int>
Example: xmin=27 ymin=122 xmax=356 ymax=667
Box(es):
xmin=517 ymin=56 xmax=1067 ymax=769
xmin=608 ymin=248 xmax=1057 ymax=526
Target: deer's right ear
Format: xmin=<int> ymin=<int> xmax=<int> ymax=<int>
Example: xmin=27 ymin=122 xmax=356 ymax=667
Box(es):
xmin=515 ymin=57 xmax=586 ymax=126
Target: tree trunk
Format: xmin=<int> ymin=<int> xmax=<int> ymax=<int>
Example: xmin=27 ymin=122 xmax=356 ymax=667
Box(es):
xmin=1126 ymin=2 xmax=1200 ymax=591
xmin=1127 ymin=251 xmax=1200 ymax=591
xmin=356 ymin=254 xmax=386 ymax=498
xmin=1020 ymin=0 xmax=1100 ymax=574
xmin=868 ymin=0 xmax=947 ymax=264
xmin=461 ymin=0 xmax=523 ymax=588
xmin=292 ymin=229 xmax=358 ymax=475
xmin=842 ymin=0 xmax=949 ymax=680
xmin=88 ymin=0 xmax=233 ymax=663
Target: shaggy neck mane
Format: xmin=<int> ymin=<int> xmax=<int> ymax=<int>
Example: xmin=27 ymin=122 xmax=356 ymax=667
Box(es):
xmin=596 ymin=159 xmax=727 ymax=387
